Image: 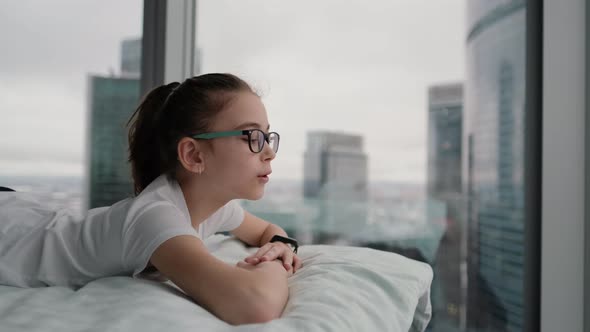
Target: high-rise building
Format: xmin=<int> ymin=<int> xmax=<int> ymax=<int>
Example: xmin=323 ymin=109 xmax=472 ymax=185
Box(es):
xmin=303 ymin=131 xmax=368 ymax=242
xmin=464 ymin=1 xmax=526 ymax=331
xmin=121 ymin=38 xmax=141 ymax=78
xmin=427 ymin=83 xmax=463 ymax=197
xmin=426 ymin=82 xmax=464 ymax=330
xmin=303 ymin=131 xmax=368 ymax=201
xmin=86 ymin=38 xmax=141 ymax=209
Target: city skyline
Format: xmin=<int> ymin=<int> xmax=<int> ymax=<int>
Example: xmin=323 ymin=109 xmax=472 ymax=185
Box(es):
xmin=0 ymin=0 xmax=465 ymax=183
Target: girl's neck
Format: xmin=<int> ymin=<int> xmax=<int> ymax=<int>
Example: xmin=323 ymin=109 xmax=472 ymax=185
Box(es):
xmin=177 ymin=176 xmax=229 ymax=229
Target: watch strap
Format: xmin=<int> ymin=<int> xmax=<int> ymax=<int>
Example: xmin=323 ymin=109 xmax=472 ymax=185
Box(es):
xmin=269 ymin=235 xmax=299 ymax=254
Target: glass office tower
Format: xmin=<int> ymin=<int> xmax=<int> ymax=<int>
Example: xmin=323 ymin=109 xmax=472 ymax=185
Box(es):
xmin=86 ymin=38 xmax=141 ymax=208
xmin=464 ymin=1 xmax=526 ymax=331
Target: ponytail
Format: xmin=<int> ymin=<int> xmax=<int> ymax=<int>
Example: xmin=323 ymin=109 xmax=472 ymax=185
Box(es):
xmin=127 ymin=82 xmax=180 ymax=195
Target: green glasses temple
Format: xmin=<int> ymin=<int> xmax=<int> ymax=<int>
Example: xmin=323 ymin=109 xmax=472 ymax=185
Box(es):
xmin=192 ymin=130 xmax=248 ymax=139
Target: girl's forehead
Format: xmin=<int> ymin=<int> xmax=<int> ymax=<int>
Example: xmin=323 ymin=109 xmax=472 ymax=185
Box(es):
xmin=213 ymin=93 xmax=269 ymax=129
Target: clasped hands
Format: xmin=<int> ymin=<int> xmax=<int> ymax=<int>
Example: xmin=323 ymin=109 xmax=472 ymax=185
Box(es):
xmin=236 ymin=241 xmax=302 ymax=274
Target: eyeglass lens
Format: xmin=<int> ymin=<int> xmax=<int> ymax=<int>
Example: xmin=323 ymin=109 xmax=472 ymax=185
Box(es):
xmin=251 ymin=130 xmax=279 ymax=153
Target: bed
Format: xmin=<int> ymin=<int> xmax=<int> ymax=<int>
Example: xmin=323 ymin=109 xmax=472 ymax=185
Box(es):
xmin=0 ymin=234 xmax=433 ymax=332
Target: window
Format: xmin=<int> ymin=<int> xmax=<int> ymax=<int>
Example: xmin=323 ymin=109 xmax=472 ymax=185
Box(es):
xmin=196 ymin=1 xmax=532 ymax=330
xmin=0 ymin=1 xmax=143 ymax=213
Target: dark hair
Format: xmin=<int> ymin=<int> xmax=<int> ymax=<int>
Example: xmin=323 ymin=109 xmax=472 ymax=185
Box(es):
xmin=127 ymin=73 xmax=254 ymax=195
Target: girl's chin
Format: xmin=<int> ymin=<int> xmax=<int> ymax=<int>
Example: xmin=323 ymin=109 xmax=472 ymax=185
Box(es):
xmin=235 ymin=181 xmax=266 ymax=200
xmin=246 ymin=188 xmax=265 ymax=200
xmin=248 ymin=192 xmax=264 ymax=200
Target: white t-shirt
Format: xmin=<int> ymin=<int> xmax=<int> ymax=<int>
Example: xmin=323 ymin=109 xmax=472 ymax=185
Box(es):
xmin=0 ymin=174 xmax=245 ymax=288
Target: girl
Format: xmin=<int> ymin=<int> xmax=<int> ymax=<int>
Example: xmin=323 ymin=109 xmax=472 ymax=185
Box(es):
xmin=0 ymin=73 xmax=302 ymax=325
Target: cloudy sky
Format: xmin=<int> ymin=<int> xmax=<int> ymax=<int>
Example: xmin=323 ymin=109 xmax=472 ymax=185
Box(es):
xmin=0 ymin=0 xmax=465 ymax=182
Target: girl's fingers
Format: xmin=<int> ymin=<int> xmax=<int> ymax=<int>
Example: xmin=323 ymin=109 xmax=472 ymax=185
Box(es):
xmin=243 ymin=243 xmax=272 ymax=264
xmin=259 ymin=246 xmax=279 ymax=262
xmin=253 ymin=243 xmax=274 ymax=260
xmin=262 ymin=243 xmax=294 ymax=262
xmin=281 ymin=251 xmax=294 ymax=271
xmin=236 ymin=261 xmax=251 ymax=269
xmin=244 ymin=256 xmax=259 ymax=264
xmin=244 ymin=243 xmax=297 ymax=271
xmin=292 ymin=255 xmax=303 ymax=272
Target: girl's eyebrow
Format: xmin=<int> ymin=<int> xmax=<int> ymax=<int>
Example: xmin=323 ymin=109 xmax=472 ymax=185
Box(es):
xmin=233 ymin=122 xmax=271 ymax=131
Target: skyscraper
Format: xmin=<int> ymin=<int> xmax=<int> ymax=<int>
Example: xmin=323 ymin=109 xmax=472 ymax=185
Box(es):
xmin=303 ymin=131 xmax=368 ymax=242
xmin=426 ymin=82 xmax=464 ymax=330
xmin=303 ymin=131 xmax=368 ymax=201
xmin=121 ymin=38 xmax=141 ymax=78
xmin=86 ymin=38 xmax=141 ymax=209
xmin=464 ymin=1 xmax=526 ymax=330
xmin=427 ymin=83 xmax=463 ymax=198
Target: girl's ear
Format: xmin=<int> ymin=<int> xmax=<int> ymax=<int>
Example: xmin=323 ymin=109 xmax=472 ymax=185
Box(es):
xmin=177 ymin=137 xmax=205 ymax=174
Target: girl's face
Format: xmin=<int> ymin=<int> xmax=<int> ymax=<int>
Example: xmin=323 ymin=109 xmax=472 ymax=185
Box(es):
xmin=200 ymin=92 xmax=276 ymax=200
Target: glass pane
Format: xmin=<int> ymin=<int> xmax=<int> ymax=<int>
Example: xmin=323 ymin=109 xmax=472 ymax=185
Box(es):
xmin=465 ymin=1 xmax=526 ymax=330
xmin=197 ymin=0 xmax=528 ymax=331
xmin=0 ymin=1 xmax=143 ymax=215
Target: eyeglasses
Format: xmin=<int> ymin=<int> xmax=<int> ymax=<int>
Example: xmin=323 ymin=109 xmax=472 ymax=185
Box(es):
xmin=192 ymin=129 xmax=280 ymax=154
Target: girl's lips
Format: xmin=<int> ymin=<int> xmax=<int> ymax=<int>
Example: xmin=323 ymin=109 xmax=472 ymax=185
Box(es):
xmin=257 ymin=175 xmax=269 ymax=183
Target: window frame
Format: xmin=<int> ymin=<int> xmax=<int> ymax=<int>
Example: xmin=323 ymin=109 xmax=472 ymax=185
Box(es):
xmin=542 ymin=0 xmax=587 ymax=331
xmin=140 ymin=0 xmax=197 ymax=95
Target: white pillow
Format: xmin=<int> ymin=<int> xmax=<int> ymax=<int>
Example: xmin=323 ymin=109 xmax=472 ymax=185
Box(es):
xmin=0 ymin=234 xmax=432 ymax=332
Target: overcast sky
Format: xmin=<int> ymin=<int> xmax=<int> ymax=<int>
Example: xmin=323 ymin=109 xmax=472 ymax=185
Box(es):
xmin=0 ymin=0 xmax=465 ymax=183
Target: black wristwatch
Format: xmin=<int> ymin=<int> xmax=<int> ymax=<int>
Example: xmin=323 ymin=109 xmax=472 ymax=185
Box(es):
xmin=270 ymin=235 xmax=299 ymax=254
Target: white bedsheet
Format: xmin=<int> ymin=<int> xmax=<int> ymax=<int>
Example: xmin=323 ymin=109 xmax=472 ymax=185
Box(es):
xmin=0 ymin=235 xmax=432 ymax=332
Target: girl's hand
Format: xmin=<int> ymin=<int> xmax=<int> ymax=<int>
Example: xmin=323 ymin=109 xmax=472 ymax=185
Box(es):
xmin=243 ymin=242 xmax=303 ymax=273
xmin=236 ymin=260 xmax=294 ymax=277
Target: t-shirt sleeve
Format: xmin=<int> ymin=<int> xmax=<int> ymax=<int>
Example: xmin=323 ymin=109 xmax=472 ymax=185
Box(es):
xmin=209 ymin=200 xmax=245 ymax=234
xmin=121 ymin=203 xmax=198 ymax=276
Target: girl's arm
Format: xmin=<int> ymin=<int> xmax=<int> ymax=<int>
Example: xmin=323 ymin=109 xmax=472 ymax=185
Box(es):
xmin=231 ymin=211 xmax=303 ymax=272
xmin=150 ymin=234 xmax=291 ymax=325
xmin=230 ymin=211 xmax=287 ymax=247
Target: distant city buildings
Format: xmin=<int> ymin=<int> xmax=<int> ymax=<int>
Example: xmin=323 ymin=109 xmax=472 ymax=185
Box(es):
xmin=302 ymin=131 xmax=369 ymax=242
xmin=303 ymin=131 xmax=368 ymax=201
xmin=464 ymin=1 xmax=526 ymax=331
xmin=121 ymin=38 xmax=141 ymax=78
xmin=85 ymin=38 xmax=141 ymax=209
xmin=427 ymin=83 xmax=463 ymax=199
xmin=426 ymin=82 xmax=464 ymax=330
xmin=426 ymin=3 xmax=528 ymax=331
